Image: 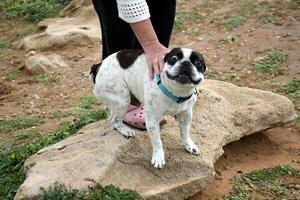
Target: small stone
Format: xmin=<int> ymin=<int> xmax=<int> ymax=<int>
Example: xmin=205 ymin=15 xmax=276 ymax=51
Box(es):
xmin=25 ymin=54 xmax=69 ymax=74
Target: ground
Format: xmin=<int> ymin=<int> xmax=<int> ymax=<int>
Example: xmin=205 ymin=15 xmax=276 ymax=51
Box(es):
xmin=0 ymin=0 xmax=299 ymax=199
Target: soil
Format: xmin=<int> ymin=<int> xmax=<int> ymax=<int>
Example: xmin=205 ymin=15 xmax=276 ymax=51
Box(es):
xmin=189 ymin=125 xmax=300 ymax=199
xmin=0 ymin=0 xmax=299 ymax=199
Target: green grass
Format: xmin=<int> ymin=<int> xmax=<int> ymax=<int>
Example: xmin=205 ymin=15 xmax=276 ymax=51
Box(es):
xmin=225 ymin=16 xmax=245 ymax=30
xmin=4 ymin=68 xmax=19 ymax=81
xmin=0 ymin=43 xmax=11 ymax=49
xmin=52 ymin=107 xmax=89 ymax=119
xmin=0 ymin=118 xmax=43 ymax=133
xmin=34 ymin=183 xmax=146 ymax=200
xmin=282 ymin=80 xmax=300 ymax=102
xmin=0 ymin=0 xmax=71 ymax=23
xmin=288 ymin=0 xmax=300 ymax=10
xmin=0 ymin=109 xmax=107 ymax=200
xmin=79 ymin=96 xmax=98 ymax=109
xmin=253 ymin=50 xmax=287 ymax=75
xmin=223 ymin=165 xmax=300 ymax=199
xmin=34 ymin=74 xmax=60 ymax=84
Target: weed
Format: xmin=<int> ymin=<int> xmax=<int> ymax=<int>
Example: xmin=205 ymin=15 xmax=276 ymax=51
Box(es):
xmin=253 ymin=50 xmax=287 ymax=75
xmin=239 ymin=1 xmax=256 ymax=16
xmin=260 ymin=16 xmax=276 ymax=24
xmin=223 ymin=165 xmax=300 ymax=199
xmin=79 ymin=96 xmax=98 ymax=109
xmin=231 ymin=55 xmax=242 ymax=64
xmin=35 ymin=183 xmax=146 ymax=200
xmin=226 ymin=16 xmax=245 ymax=30
xmin=13 ymin=130 xmax=42 ymax=140
xmin=0 ymin=109 xmax=107 ymax=200
xmin=34 ymin=74 xmax=60 ymax=84
xmin=4 ymin=68 xmax=19 ymax=81
xmin=52 ymin=107 xmax=89 ymax=118
xmin=282 ymin=80 xmax=300 ymax=101
xmin=282 ymin=80 xmax=300 ymax=97
xmin=0 ymin=43 xmax=11 ymax=49
xmin=0 ymin=0 xmax=71 ymax=23
xmin=0 ymin=118 xmax=43 ymax=133
xmin=288 ymin=0 xmax=300 ymax=10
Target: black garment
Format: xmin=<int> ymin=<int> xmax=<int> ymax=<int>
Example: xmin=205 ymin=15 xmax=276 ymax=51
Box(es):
xmin=92 ymin=0 xmax=176 ymax=59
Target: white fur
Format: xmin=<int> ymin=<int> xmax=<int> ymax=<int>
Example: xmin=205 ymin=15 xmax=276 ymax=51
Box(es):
xmin=93 ymin=48 xmax=204 ymax=168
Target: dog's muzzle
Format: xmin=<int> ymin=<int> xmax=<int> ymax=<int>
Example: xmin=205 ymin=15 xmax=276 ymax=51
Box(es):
xmin=167 ymin=61 xmax=202 ymax=85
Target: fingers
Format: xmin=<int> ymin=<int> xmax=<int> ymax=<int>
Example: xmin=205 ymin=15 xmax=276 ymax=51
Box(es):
xmin=159 ymin=56 xmax=164 ymax=71
xmin=153 ymin=59 xmax=160 ymax=76
xmin=148 ymin=63 xmax=154 ymax=80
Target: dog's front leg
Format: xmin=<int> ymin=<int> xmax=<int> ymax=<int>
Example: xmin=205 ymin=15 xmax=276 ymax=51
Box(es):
xmin=178 ymin=109 xmax=200 ymax=155
xmin=145 ymin=112 xmax=165 ymax=169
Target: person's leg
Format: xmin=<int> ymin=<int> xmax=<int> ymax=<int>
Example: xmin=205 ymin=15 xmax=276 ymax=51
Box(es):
xmin=92 ymin=0 xmax=139 ymax=59
xmin=146 ymin=0 xmax=176 ymax=47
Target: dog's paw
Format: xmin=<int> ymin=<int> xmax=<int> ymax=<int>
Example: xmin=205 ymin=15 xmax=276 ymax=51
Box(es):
xmin=151 ymin=150 xmax=165 ymax=169
xmin=184 ymin=140 xmax=200 ymax=155
xmin=119 ymin=126 xmax=135 ymax=138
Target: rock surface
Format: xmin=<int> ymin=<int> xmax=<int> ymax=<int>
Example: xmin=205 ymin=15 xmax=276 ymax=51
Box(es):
xmin=14 ymin=80 xmax=296 ymax=200
xmin=25 ymin=53 xmax=69 ymax=74
xmin=14 ymin=5 xmax=100 ymax=51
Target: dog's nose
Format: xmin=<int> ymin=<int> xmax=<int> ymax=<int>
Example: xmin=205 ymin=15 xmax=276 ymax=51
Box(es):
xmin=181 ymin=61 xmax=191 ymax=67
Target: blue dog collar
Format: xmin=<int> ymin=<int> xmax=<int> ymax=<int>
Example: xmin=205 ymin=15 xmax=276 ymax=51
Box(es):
xmin=155 ymin=75 xmax=197 ymax=103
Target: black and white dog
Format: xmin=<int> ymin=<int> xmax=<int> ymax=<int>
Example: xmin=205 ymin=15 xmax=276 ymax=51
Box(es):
xmin=90 ymin=48 xmax=206 ymax=168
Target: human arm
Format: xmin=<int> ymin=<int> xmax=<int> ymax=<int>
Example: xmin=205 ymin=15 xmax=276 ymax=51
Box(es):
xmin=117 ymin=0 xmax=169 ymax=79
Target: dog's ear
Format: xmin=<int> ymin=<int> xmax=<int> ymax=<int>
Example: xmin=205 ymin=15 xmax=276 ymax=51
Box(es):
xmin=164 ymin=52 xmax=170 ymax=63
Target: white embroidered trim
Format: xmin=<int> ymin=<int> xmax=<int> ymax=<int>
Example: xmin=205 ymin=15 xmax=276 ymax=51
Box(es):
xmin=117 ymin=0 xmax=150 ymax=23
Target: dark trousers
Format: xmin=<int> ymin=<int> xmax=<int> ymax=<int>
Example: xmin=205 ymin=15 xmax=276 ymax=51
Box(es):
xmin=92 ymin=0 xmax=176 ymax=59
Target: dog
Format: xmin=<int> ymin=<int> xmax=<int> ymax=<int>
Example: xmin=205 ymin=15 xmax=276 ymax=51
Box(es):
xmin=90 ymin=47 xmax=206 ymax=168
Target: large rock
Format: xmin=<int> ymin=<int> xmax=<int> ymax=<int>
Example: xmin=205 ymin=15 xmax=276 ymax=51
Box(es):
xmin=14 ymin=80 xmax=296 ymax=200
xmin=14 ymin=5 xmax=100 ymax=51
xmin=25 ymin=53 xmax=69 ymax=74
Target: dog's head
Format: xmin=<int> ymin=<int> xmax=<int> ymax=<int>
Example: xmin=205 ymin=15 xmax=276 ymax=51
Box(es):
xmin=162 ymin=48 xmax=206 ymax=86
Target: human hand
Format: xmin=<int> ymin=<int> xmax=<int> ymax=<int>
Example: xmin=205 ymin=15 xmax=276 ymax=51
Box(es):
xmin=144 ymin=42 xmax=170 ymax=80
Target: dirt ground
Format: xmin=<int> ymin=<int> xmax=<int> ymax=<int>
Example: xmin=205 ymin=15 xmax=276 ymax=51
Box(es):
xmin=0 ymin=0 xmax=299 ymax=199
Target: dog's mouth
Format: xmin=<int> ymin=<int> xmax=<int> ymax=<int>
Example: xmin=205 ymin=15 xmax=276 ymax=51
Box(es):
xmin=166 ymin=72 xmax=201 ymax=85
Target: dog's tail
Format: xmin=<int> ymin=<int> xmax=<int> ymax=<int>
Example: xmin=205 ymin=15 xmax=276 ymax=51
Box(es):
xmin=90 ymin=62 xmax=101 ymax=84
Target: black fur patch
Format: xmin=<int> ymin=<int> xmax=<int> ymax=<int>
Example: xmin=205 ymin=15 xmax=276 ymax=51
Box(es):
xmin=164 ymin=48 xmax=184 ymax=64
xmin=116 ymin=49 xmax=144 ymax=69
xmin=90 ymin=62 xmax=101 ymax=84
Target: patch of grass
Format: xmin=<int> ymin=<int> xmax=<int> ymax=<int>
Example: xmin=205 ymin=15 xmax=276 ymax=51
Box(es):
xmin=225 ymin=16 xmax=245 ymax=30
xmin=4 ymin=68 xmax=20 ymax=81
xmin=0 ymin=0 xmax=71 ymax=23
xmin=34 ymin=74 xmax=60 ymax=85
xmin=52 ymin=107 xmax=89 ymax=118
xmin=175 ymin=2 xmax=204 ymax=31
xmin=13 ymin=130 xmax=42 ymax=140
xmin=288 ymin=0 xmax=300 ymax=10
xmin=79 ymin=96 xmax=98 ymax=109
xmin=223 ymin=165 xmax=300 ymax=199
xmin=0 ymin=118 xmax=43 ymax=133
xmin=0 ymin=43 xmax=11 ymax=49
xmin=0 ymin=109 xmax=107 ymax=200
xmin=282 ymin=80 xmax=300 ymax=102
xmin=260 ymin=16 xmax=276 ymax=24
xmin=35 ymin=182 xmax=146 ymax=200
xmin=253 ymin=50 xmax=287 ymax=75
xmin=231 ymin=55 xmax=243 ymax=64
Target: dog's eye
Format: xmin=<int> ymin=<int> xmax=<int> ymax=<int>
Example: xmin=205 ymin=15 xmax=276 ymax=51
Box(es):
xmin=170 ymin=56 xmax=178 ymax=64
xmin=194 ymin=60 xmax=202 ymax=67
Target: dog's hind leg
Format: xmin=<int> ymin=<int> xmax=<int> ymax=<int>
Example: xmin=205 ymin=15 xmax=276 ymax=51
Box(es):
xmin=95 ymin=83 xmax=135 ymax=138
